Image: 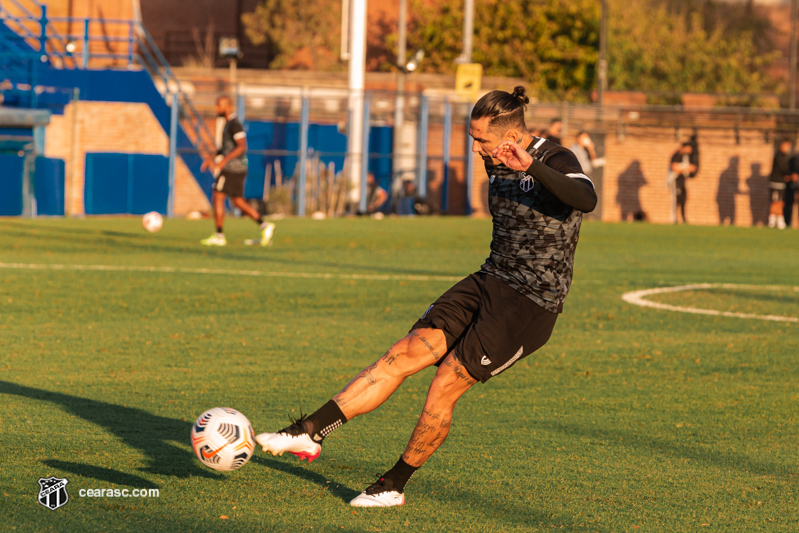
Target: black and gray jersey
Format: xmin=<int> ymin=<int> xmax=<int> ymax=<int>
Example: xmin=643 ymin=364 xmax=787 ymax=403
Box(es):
xmin=215 ymin=113 xmax=247 ymax=170
xmin=479 ymin=137 xmax=593 ymax=313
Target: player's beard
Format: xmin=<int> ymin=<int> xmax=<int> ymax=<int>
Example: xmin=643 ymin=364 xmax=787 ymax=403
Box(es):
xmin=481 ymin=153 xmax=501 ymax=165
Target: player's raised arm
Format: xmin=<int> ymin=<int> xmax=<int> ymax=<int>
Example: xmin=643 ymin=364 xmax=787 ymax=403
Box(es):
xmin=493 ymin=140 xmax=598 ymax=213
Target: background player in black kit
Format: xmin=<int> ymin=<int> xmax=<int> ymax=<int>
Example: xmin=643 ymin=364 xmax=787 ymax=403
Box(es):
xmin=200 ymin=95 xmax=275 ymax=246
xmin=255 ymin=87 xmax=597 ymax=507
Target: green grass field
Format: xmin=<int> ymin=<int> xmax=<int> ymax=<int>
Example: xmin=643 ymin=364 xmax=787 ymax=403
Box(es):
xmin=1 ymin=217 xmax=798 ymax=532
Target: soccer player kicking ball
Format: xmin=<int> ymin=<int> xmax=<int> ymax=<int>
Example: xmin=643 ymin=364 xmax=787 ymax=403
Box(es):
xmin=200 ymin=95 xmax=275 ymax=247
xmin=256 ymin=86 xmax=597 ymax=507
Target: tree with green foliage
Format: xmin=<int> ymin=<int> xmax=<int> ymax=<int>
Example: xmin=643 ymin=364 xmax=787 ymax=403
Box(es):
xmin=242 ymin=0 xmax=343 ymax=70
xmin=608 ymin=0 xmax=781 ymax=102
xmin=241 ymin=0 xmax=782 ymax=104
xmin=402 ymin=0 xmax=600 ymax=102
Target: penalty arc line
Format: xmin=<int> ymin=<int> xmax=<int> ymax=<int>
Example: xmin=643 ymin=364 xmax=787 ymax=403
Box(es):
xmin=622 ymin=283 xmax=799 ymax=323
xmin=0 ymin=262 xmax=464 ymax=283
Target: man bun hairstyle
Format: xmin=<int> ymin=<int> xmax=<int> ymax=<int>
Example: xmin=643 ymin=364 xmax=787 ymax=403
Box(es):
xmin=472 ymin=86 xmax=529 ymax=134
xmin=511 ymin=86 xmax=530 ymax=106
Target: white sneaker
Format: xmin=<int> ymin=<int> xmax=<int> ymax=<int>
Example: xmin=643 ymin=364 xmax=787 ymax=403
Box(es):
xmin=255 ymin=418 xmax=321 ymax=462
xmin=777 ymin=216 xmax=787 ymax=230
xmin=349 ymin=476 xmax=405 ymax=507
xmin=260 ymin=222 xmax=275 ymax=246
xmin=200 ymin=234 xmax=227 ymax=246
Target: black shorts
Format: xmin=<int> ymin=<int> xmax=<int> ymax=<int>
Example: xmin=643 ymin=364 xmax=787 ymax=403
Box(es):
xmin=411 ymin=272 xmax=558 ymax=383
xmin=769 ymin=186 xmax=785 ymax=203
xmin=214 ymin=170 xmax=247 ymax=198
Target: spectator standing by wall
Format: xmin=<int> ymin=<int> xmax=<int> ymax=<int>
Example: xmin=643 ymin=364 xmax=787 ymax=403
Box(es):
xmin=570 ymin=131 xmax=605 ymax=178
xmin=787 ymin=151 xmax=799 ymax=228
xmin=768 ymin=139 xmax=791 ymax=229
xmin=542 ymin=118 xmax=563 ymax=146
xmin=667 ymin=142 xmax=697 ymax=224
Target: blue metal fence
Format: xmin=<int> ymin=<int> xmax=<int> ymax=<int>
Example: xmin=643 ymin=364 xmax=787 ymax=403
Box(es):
xmin=84 ymin=153 xmax=169 ymax=215
xmin=0 ymin=153 xmax=65 ymax=216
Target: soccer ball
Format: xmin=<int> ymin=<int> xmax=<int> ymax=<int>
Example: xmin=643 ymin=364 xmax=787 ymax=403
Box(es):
xmin=191 ymin=407 xmax=255 ymax=471
xmin=141 ymin=212 xmax=163 ymax=233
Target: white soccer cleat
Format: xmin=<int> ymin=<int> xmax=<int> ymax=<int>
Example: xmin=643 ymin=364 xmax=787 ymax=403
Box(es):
xmin=255 ymin=418 xmax=321 ymax=462
xmin=260 ymin=222 xmax=275 ymax=246
xmin=349 ymin=476 xmax=405 ymax=508
xmin=200 ymin=234 xmax=227 ymax=246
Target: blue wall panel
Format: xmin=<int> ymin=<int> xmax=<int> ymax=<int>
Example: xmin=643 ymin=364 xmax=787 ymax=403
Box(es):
xmin=34 ymin=156 xmax=65 ymax=216
xmin=131 ymin=155 xmax=169 ymax=214
xmin=85 ymin=153 xmax=129 ymax=215
xmin=85 ymin=153 xmax=168 ymax=215
xmin=0 ymin=154 xmax=24 ymax=216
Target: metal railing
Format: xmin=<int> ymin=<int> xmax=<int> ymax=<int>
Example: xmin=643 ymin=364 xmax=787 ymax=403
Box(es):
xmin=0 ymin=0 xmax=215 ymax=160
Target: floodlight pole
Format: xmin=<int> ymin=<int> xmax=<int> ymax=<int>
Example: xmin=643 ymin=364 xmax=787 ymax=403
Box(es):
xmin=392 ymin=0 xmax=407 ymax=202
xmin=347 ymin=0 xmax=367 ymax=207
xmin=456 ymin=0 xmax=474 ymax=64
xmin=167 ymin=94 xmax=178 ymax=218
xmin=598 ymin=0 xmax=608 ymax=106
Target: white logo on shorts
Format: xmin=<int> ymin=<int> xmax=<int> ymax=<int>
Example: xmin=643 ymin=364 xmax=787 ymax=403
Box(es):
xmin=480 ymin=355 xmax=492 ymax=366
xmin=490 ymin=346 xmax=524 ymax=377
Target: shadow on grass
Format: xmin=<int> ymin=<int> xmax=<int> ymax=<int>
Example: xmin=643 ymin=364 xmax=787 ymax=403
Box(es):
xmin=252 ymin=452 xmax=600 ymax=529
xmin=42 ymin=461 xmax=159 ymax=489
xmin=249 ymin=455 xmax=360 ymax=503
xmin=0 ymin=380 xmax=221 ymax=485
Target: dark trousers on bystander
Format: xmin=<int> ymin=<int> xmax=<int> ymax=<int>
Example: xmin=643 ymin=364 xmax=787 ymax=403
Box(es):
xmin=784 ymin=183 xmax=797 ymax=228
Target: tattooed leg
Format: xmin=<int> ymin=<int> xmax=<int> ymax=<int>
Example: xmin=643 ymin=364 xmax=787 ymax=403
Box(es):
xmin=401 ymin=353 xmax=476 ymax=467
xmin=333 ymin=328 xmax=446 ymax=420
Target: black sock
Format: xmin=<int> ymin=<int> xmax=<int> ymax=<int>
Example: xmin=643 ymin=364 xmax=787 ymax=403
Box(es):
xmin=382 ymin=457 xmax=418 ymax=492
xmin=305 ymin=400 xmax=347 ymax=442
xmin=216 ymin=225 xmax=223 ymax=234
xmin=256 ymin=216 xmax=264 ymax=225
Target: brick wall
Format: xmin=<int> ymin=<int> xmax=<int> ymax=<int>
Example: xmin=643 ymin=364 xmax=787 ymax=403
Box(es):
xmin=44 ymin=101 xmax=210 ymax=216
xmin=602 ymin=127 xmax=789 ymax=227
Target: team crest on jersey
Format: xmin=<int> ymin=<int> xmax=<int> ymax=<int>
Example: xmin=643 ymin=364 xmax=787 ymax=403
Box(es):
xmin=38 ymin=477 xmax=69 ymax=511
xmin=519 ymin=173 xmax=535 ymax=192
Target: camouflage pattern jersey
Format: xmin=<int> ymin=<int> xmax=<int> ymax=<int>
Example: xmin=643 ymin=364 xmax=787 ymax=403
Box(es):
xmin=479 ymin=137 xmax=594 ymax=313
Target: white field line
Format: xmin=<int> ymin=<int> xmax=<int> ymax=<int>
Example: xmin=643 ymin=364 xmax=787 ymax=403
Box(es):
xmin=622 ymin=283 xmax=799 ymax=323
xmin=0 ymin=262 xmax=463 ymax=283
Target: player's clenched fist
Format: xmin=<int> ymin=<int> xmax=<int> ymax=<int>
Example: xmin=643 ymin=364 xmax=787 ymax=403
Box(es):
xmin=492 ymin=140 xmax=533 ymax=171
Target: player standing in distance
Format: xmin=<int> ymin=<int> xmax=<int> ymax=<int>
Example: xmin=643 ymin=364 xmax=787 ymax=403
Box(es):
xmin=200 ymin=95 xmax=275 ymax=246
xmin=667 ymin=142 xmax=697 ymax=224
xmin=256 ymin=86 xmax=597 ymax=507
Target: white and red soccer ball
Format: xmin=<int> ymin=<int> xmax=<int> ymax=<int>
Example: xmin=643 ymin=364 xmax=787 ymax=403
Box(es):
xmin=191 ymin=407 xmax=255 ymax=471
xmin=141 ymin=212 xmax=163 ymax=233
